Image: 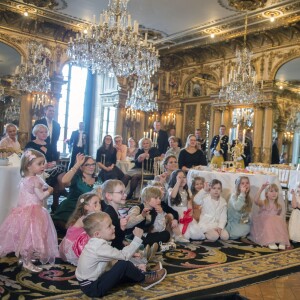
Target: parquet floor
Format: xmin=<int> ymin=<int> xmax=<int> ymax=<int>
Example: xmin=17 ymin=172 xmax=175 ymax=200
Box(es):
xmin=231 ymin=272 xmax=300 ymax=299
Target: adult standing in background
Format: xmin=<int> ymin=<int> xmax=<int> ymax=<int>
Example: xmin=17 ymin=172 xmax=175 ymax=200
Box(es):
xmin=271 ymin=137 xmax=280 ymax=164
xmin=153 ymin=121 xmax=169 ymax=155
xmin=68 ymin=122 xmax=88 ymax=170
xmin=178 ymin=134 xmax=207 ymax=172
xmin=195 ymin=128 xmax=206 ymax=153
xmin=32 ymin=105 xmax=61 ymax=161
xmin=0 ymin=123 xmax=22 ymax=153
xmin=169 ymin=128 xmax=182 ymax=148
xmin=210 ymin=125 xmax=229 ymax=168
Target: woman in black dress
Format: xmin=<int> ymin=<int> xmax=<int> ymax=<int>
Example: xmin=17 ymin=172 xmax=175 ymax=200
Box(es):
xmin=96 ymin=135 xmax=130 ymax=185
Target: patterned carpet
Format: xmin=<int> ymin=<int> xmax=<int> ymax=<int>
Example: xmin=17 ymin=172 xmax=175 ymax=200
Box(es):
xmin=1 ymin=238 xmax=300 ymax=299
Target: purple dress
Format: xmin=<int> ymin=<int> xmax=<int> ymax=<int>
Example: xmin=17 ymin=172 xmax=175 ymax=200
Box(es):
xmin=0 ymin=176 xmax=59 ymax=264
xmin=249 ymin=202 xmax=290 ymax=246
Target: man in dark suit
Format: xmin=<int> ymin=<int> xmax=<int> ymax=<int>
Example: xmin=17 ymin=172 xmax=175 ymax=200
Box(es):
xmin=32 ymin=104 xmax=61 ymax=161
xmin=153 ymin=121 xmax=169 ymax=155
xmin=68 ymin=122 xmax=88 ymax=170
xmin=195 ymin=128 xmax=206 ymax=152
xmin=210 ymin=124 xmax=229 ymax=167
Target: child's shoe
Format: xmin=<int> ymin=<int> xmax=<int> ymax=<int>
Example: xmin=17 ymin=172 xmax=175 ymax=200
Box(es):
xmin=278 ymin=244 xmax=286 ymax=250
xmin=143 ymin=244 xmax=151 ymax=260
xmin=148 ymin=243 xmax=159 ymax=261
xmin=22 ymin=262 xmax=43 ymax=273
xmin=146 ymin=261 xmax=162 ymax=272
xmin=140 ymin=268 xmax=167 ymax=290
xmin=268 ymin=243 xmax=278 ymax=250
xmin=174 ymin=235 xmax=190 ymax=243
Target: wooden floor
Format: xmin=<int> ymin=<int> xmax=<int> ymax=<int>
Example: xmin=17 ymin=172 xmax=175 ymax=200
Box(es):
xmin=230 ymin=272 xmax=300 ymax=299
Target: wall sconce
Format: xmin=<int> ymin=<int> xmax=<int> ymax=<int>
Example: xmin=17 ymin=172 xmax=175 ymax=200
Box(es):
xmin=283 ymin=132 xmax=293 ymax=144
xmin=163 ymin=112 xmax=176 ymax=127
xmin=125 ymin=108 xmax=140 ymax=123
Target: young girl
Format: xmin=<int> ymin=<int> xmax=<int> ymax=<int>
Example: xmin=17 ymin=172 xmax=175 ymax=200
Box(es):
xmin=0 ymin=149 xmax=58 ymax=272
xmin=75 ymin=212 xmax=167 ymax=297
xmin=190 ymin=176 xmax=205 ymax=223
xmin=288 ymin=184 xmax=300 ymax=242
xmin=226 ymin=176 xmax=252 ymax=239
xmin=249 ymin=183 xmax=290 ymax=250
xmin=59 ymin=192 xmax=102 ymax=265
xmin=168 ymin=169 xmax=192 ymax=217
xmin=194 ymin=179 xmax=229 ymax=241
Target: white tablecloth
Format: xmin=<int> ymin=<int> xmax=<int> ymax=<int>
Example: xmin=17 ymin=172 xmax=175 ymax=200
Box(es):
xmin=116 ymin=160 xmax=135 ymax=174
xmin=187 ymin=169 xmax=284 ymax=213
xmin=0 ymin=165 xmax=21 ymax=225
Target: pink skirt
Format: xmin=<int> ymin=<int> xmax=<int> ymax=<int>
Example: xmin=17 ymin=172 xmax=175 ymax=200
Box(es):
xmin=0 ymin=204 xmax=59 ymax=264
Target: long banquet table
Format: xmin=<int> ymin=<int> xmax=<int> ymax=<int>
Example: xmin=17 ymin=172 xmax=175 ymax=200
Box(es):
xmin=0 ymin=165 xmax=21 ymax=225
xmin=187 ymin=169 xmax=285 ymax=214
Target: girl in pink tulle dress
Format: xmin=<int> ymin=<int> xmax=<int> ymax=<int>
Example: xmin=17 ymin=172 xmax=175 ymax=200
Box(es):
xmin=59 ymin=192 xmax=102 ymax=265
xmin=249 ymin=182 xmax=290 ymax=250
xmin=0 ymin=149 xmax=59 ymax=272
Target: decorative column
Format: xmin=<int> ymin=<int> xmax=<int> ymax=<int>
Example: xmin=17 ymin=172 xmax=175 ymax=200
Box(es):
xmin=262 ymin=104 xmax=273 ymax=163
xmin=18 ymin=93 xmax=32 ymax=148
xmin=292 ymin=129 xmax=300 ymax=165
xmin=175 ymin=111 xmax=183 ymax=140
xmin=212 ymin=107 xmax=222 ymax=135
xmin=221 ymin=106 xmax=230 ymax=129
xmin=253 ymin=105 xmax=264 ymax=162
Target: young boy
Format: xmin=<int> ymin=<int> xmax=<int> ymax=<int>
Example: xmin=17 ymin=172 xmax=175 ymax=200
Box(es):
xmin=103 ymin=179 xmax=129 ymax=250
xmin=126 ymin=186 xmax=171 ymax=245
xmin=75 ymin=212 xmax=167 ymax=297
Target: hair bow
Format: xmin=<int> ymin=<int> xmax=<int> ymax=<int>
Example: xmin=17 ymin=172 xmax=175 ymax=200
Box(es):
xmin=24 ymin=150 xmax=36 ymax=162
xmin=179 ymin=208 xmax=193 ymax=235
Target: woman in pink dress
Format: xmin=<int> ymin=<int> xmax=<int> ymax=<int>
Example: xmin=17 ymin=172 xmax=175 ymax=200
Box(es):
xmin=249 ymin=182 xmax=290 ymax=250
xmin=59 ymin=191 xmax=102 ymax=265
xmin=0 ymin=149 xmax=59 ymax=272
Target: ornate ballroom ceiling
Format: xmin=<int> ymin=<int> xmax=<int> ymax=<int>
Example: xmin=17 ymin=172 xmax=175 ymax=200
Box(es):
xmin=0 ymin=0 xmax=300 ymax=80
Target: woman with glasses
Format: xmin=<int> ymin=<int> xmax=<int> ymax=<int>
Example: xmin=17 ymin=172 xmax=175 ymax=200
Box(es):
xmin=52 ymin=154 xmax=105 ymax=232
xmin=155 ymin=155 xmax=178 ymax=185
xmin=178 ymin=134 xmax=207 ymax=172
xmin=96 ymin=135 xmax=131 ymax=186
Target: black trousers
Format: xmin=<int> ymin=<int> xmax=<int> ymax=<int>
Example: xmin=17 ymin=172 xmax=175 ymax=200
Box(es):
xmin=78 ymin=260 xmax=145 ymax=298
xmin=142 ymin=230 xmax=170 ymax=246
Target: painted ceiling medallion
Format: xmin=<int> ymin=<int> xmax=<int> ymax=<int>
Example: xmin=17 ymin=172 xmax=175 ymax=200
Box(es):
xmin=227 ymin=0 xmax=268 ymax=11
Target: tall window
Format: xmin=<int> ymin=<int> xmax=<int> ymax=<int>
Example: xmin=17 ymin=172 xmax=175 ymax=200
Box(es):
xmin=57 ymin=64 xmax=88 ymax=156
xmin=101 ymin=106 xmax=116 ymax=138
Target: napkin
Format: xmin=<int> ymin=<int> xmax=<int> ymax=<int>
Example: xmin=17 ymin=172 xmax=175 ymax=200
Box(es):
xmin=8 ymin=153 xmax=21 ymax=167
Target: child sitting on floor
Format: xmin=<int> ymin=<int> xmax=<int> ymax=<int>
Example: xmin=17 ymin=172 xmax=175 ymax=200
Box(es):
xmin=59 ymin=192 xmax=102 ymax=265
xmin=76 ymin=212 xmax=167 ymax=297
xmin=289 ymin=183 xmax=300 ymax=243
xmin=194 ymin=179 xmax=229 ymax=241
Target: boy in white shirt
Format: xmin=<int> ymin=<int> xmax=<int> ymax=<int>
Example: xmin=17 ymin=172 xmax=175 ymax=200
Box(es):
xmin=76 ymin=212 xmax=167 ymax=297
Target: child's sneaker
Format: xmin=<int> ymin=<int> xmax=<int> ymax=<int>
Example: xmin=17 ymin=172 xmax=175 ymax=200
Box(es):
xmin=146 ymin=261 xmax=162 ymax=272
xmin=278 ymin=244 xmax=286 ymax=250
xmin=174 ymin=235 xmax=190 ymax=243
xmin=140 ymin=268 xmax=167 ymax=290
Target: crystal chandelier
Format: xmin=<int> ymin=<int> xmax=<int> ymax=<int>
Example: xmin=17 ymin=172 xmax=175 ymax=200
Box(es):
xmin=219 ymin=14 xmax=263 ymax=104
xmin=13 ymin=40 xmax=51 ymax=93
xmin=126 ymin=75 xmax=158 ymax=112
xmin=232 ymin=107 xmax=254 ymax=127
xmin=4 ymin=97 xmax=21 ymax=123
xmin=67 ymin=0 xmax=160 ymax=78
